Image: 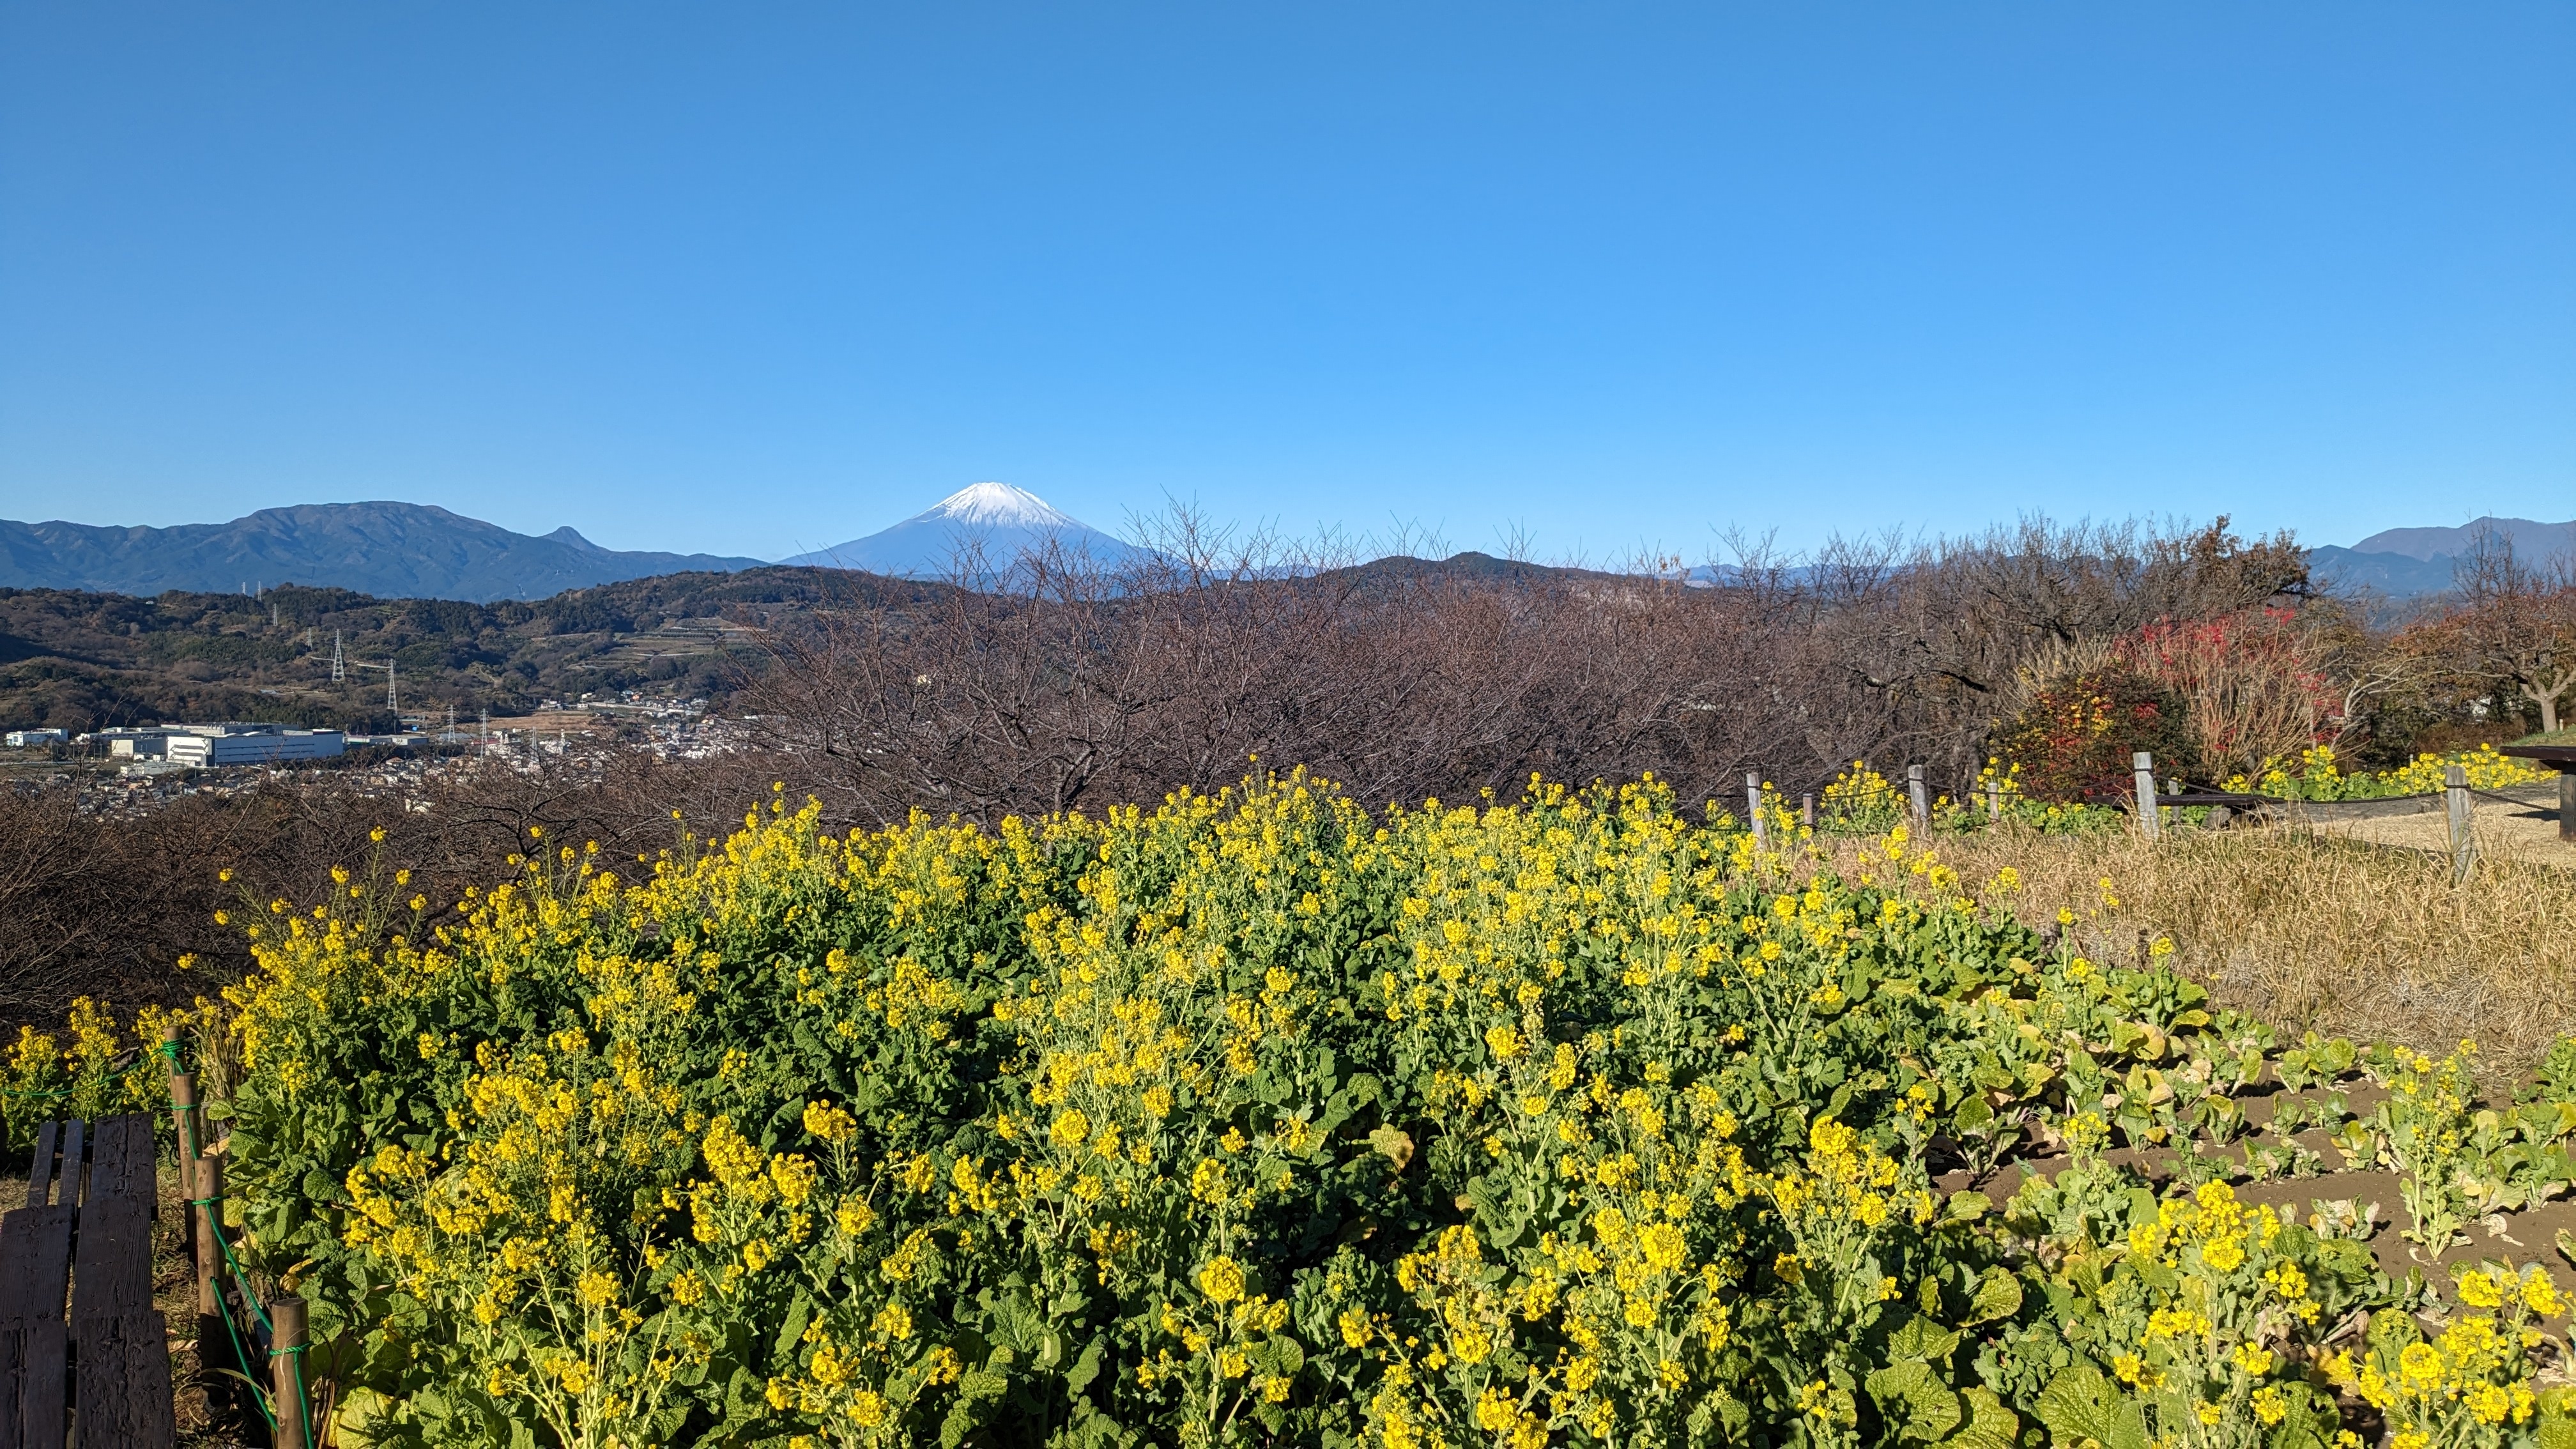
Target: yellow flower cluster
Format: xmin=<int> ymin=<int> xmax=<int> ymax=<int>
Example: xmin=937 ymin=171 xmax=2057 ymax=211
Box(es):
xmin=2326 ymin=1261 xmax=2566 ymax=1443
xmin=0 ymin=995 xmax=177 ymax=1148
xmin=2059 ymin=1181 xmax=2354 ymax=1448
xmin=339 ymin=1027 xmax=698 ymax=1446
xmin=2232 ymin=743 xmax=2551 ymax=801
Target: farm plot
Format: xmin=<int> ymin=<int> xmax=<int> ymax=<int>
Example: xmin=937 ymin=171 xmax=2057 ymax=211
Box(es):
xmin=15 ymin=773 xmax=2576 ymax=1447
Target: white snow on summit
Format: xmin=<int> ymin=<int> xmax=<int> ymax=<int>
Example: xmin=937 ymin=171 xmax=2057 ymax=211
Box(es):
xmin=916 ymin=482 xmax=1082 ymax=530
xmin=776 ymin=481 xmax=1149 ymax=579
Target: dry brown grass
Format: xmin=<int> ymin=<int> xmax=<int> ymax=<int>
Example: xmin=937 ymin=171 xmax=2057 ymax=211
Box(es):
xmin=1882 ymin=823 xmax=2576 ymax=1080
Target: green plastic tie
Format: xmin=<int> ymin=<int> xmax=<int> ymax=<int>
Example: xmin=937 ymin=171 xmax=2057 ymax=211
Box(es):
xmin=271 ymin=1342 xmax=314 ymax=1442
xmin=197 ymin=1196 xmax=277 ymax=1429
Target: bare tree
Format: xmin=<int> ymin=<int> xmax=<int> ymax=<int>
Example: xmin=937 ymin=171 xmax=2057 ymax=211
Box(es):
xmin=2403 ymin=531 xmax=2576 ymax=735
xmin=746 ymin=510 xmax=1825 ymax=820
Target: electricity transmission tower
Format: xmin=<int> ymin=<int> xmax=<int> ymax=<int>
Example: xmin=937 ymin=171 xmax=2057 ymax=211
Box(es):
xmin=349 ymin=657 xmax=398 ymax=713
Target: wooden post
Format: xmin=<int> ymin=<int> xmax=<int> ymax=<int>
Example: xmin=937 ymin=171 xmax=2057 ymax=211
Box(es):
xmin=165 ymin=1022 xmax=197 ymax=1257
xmin=2561 ymin=769 xmax=2575 ymax=843
xmin=168 ymin=1070 xmax=199 ymax=1258
xmin=270 ymin=1294 xmax=310 ymax=1449
xmin=1800 ymin=793 xmax=1815 ymax=831
xmin=2133 ymin=752 xmax=2161 ymax=839
xmin=1745 ymin=772 xmax=1765 ymax=845
xmin=1986 ymin=779 xmax=2002 ymax=822
xmin=192 ymin=1155 xmax=222 ymax=1319
xmin=1906 ymin=765 xmax=1929 ymax=830
xmin=2446 ymin=764 xmax=2474 ymax=882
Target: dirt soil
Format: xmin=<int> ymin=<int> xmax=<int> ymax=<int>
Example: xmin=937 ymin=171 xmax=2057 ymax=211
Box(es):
xmin=2301 ymin=789 xmax=2575 ymax=870
xmin=157 ymin=1154 xmax=258 ymax=1448
xmin=1937 ymin=1074 xmax=2576 ymax=1337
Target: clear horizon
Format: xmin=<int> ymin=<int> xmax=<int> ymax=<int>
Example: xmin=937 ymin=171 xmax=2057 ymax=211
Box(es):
xmin=3 ymin=490 xmax=2573 ymax=572
xmin=3 ymin=4 xmax=2570 ymax=562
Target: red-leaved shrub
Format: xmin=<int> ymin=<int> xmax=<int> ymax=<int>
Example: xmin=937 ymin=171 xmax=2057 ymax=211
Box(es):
xmin=1997 ymin=666 xmax=2199 ymax=804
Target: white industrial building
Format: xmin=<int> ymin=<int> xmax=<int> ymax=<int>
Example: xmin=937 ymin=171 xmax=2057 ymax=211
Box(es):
xmin=164 ymin=730 xmax=344 ymax=767
xmin=79 ymin=728 xmax=172 ymax=758
xmin=4 ymin=729 xmax=67 ymax=747
xmin=80 ymin=723 xmax=346 ymax=767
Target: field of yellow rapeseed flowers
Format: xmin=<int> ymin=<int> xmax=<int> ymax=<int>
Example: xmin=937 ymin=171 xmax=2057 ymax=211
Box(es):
xmin=17 ymin=770 xmax=2576 ymax=1447
xmin=2225 ymin=746 xmax=2554 ymax=803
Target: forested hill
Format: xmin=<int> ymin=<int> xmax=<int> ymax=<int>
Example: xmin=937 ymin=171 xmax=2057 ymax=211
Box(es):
xmin=0 ymin=567 xmax=942 ymax=734
xmin=0 ymin=502 xmax=766 ymax=601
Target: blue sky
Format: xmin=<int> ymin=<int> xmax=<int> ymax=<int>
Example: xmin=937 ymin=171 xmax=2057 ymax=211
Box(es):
xmin=2 ymin=3 xmax=2569 ymax=564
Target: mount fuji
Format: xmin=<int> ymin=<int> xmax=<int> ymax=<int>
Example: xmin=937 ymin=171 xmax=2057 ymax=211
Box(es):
xmin=778 ymin=483 xmax=1151 ymax=578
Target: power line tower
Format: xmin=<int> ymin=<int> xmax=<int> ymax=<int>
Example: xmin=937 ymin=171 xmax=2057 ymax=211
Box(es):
xmin=329 ymin=631 xmax=345 ymax=683
xmin=349 ymin=657 xmax=397 ymax=713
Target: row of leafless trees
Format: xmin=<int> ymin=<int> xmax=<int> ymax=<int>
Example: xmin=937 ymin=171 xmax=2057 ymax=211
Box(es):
xmin=740 ymin=514 xmax=2319 ymax=823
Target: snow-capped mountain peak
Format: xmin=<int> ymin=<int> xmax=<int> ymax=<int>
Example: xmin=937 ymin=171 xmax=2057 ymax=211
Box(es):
xmin=775 ymin=482 xmax=1149 ymax=579
xmin=916 ymin=482 xmax=1080 ymax=530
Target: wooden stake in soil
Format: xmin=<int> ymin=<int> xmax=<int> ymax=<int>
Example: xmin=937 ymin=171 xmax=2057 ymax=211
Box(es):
xmin=167 ymin=1046 xmax=199 ymax=1259
xmin=2133 ymin=753 xmax=2161 ymax=840
xmin=270 ymin=1294 xmax=310 ymax=1449
xmin=170 ymin=1071 xmax=197 ymax=1257
xmin=1906 ymin=765 xmax=1929 ymax=831
xmin=1800 ymin=793 xmax=1815 ymax=831
xmin=1746 ymin=773 xmax=1766 ymax=846
xmin=1986 ymin=779 xmax=2002 ymax=822
xmin=192 ymin=1154 xmax=222 ymax=1319
xmin=2447 ymin=764 xmax=2474 ymax=883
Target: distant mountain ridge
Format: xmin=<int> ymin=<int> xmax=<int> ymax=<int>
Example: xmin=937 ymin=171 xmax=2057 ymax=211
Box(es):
xmin=2310 ymin=516 xmax=2574 ymax=598
xmin=2349 ymin=516 xmax=2575 ymax=563
xmin=2303 ymin=547 xmax=2458 ymax=597
xmin=0 ymin=503 xmax=765 ymax=603
xmin=6 ymin=496 xmax=2563 ymax=605
xmin=777 ymin=482 xmax=1151 ymax=578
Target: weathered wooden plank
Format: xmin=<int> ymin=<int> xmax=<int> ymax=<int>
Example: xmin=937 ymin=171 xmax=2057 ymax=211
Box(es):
xmin=0 ymin=1319 xmax=67 ymax=1449
xmin=82 ymin=1119 xmax=155 ymax=1217
xmin=48 ymin=1127 xmax=78 ymax=1217
xmin=12 ymin=1321 xmax=60 ymax=1449
xmin=20 ymin=1126 xmax=54 ymax=1211
xmin=0 ymin=1208 xmax=72 ymax=1324
xmin=71 ymin=1312 xmax=174 ymax=1449
xmin=0 ymin=1320 xmax=25 ymax=1449
xmin=68 ymin=1200 xmax=151 ymax=1323
xmin=0 ymin=1128 xmax=174 ymax=1449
